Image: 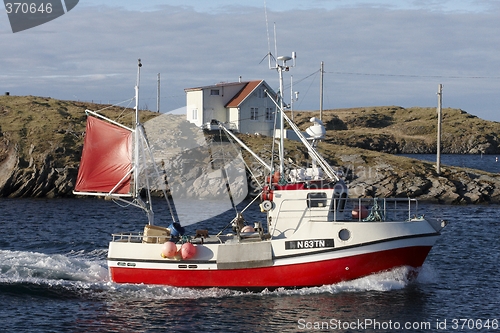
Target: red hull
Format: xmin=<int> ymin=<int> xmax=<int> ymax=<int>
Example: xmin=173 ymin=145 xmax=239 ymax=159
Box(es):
xmin=109 ymin=245 xmax=432 ymax=288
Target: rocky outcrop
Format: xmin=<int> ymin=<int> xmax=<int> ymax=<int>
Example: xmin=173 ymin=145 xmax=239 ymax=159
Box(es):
xmin=0 ymin=139 xmax=76 ymax=198
xmin=341 ymin=154 xmax=500 ymax=204
xmin=328 ymin=134 xmax=500 ymax=154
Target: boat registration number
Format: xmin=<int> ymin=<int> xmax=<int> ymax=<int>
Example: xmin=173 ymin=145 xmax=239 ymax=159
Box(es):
xmin=285 ymin=239 xmax=334 ymax=250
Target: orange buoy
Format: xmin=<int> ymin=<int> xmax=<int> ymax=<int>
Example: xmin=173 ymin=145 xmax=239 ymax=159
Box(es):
xmin=161 ymin=241 xmax=177 ymax=258
xmin=180 ymin=242 xmax=197 ymax=260
xmin=265 ymin=171 xmax=280 ymax=184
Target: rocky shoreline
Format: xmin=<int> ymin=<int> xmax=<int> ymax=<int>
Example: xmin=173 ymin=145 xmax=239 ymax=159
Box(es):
xmin=1 ymin=134 xmax=500 ymax=204
xmin=0 ymin=141 xmax=77 ymax=198
xmin=339 ymin=153 xmax=500 ymax=204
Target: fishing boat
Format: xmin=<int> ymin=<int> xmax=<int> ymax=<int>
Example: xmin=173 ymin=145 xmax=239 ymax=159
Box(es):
xmin=74 ymin=58 xmax=447 ymax=289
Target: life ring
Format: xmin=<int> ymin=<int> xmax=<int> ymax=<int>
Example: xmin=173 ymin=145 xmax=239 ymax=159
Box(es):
xmin=260 ymin=200 xmax=273 ymax=212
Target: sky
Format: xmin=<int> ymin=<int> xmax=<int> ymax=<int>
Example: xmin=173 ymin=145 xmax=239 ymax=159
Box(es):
xmin=2 ymin=0 xmax=500 ymax=121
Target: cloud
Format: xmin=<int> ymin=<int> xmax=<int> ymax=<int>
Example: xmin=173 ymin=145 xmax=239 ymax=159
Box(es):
xmin=1 ymin=4 xmax=500 ymax=120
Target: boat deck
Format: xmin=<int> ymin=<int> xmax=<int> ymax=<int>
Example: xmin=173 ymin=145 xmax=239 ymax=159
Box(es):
xmin=110 ymin=198 xmax=422 ymax=244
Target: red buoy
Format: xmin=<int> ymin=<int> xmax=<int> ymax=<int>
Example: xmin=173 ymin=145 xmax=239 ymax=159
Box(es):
xmin=161 ymin=241 xmax=177 ymax=258
xmin=352 ymin=206 xmax=369 ymax=219
xmin=180 ymin=242 xmax=197 ymax=260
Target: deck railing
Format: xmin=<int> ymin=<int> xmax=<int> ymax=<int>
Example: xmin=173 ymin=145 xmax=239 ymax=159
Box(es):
xmin=111 ymin=232 xmax=171 ymax=243
xmin=276 ymin=197 xmax=420 ymax=222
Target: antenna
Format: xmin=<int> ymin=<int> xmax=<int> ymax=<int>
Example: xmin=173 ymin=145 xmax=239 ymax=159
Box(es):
xmin=261 ymin=6 xmax=298 ymax=178
xmin=273 ymin=22 xmax=278 ymax=68
xmin=264 ymin=0 xmax=271 ymax=68
xmin=269 ymin=32 xmax=297 ymax=176
xmin=135 ymin=58 xmax=142 ymax=124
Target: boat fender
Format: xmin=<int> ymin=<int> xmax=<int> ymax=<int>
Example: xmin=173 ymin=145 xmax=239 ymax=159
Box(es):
xmin=161 ymin=241 xmax=178 ymax=259
xmin=260 ymin=200 xmax=273 ymax=212
xmin=180 ymin=242 xmax=197 ymax=260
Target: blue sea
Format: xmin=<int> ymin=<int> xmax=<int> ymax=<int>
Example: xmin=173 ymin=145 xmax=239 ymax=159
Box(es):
xmin=1 ymin=155 xmax=499 ymax=332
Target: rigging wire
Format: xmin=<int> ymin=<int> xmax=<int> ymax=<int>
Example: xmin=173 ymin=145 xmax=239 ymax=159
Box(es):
xmin=91 ymin=96 xmax=136 ymax=124
xmin=285 ymin=69 xmax=320 ymax=88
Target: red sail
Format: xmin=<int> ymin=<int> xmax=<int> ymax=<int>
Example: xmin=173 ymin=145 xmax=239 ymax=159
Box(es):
xmin=75 ymin=116 xmax=133 ymax=194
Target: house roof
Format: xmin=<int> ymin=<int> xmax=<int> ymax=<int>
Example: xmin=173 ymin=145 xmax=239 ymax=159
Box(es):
xmin=184 ymin=79 xmax=276 ymax=107
xmin=184 ymin=81 xmax=247 ymax=92
xmin=225 ymin=80 xmax=264 ymax=108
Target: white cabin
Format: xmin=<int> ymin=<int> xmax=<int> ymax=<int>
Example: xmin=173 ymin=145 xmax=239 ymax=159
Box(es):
xmin=185 ymin=80 xmax=278 ymax=136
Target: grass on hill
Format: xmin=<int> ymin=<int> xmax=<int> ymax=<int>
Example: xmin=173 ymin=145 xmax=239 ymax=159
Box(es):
xmin=289 ymin=106 xmax=500 ymax=152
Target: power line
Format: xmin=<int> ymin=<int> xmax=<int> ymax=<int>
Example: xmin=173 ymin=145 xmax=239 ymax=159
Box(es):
xmin=327 ymin=71 xmax=500 ymax=79
xmin=288 ymin=70 xmax=320 ymax=86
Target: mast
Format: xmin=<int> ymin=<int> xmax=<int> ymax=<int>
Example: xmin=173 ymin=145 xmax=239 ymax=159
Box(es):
xmin=133 ymin=59 xmax=154 ymax=224
xmin=134 ymin=59 xmax=142 ymax=198
xmin=436 ymin=84 xmax=443 ymax=175
xmin=157 ymin=73 xmax=161 ymax=113
xmin=277 ymin=58 xmax=286 ymax=176
xmin=319 ymin=61 xmax=324 ymax=122
xmin=273 ymin=53 xmax=296 ymax=177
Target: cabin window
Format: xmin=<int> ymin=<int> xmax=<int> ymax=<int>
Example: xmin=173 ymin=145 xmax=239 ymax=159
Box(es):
xmin=307 ymin=192 xmax=327 ymax=208
xmin=251 ymin=107 xmax=259 ymax=120
xmin=265 ymin=107 xmax=274 ymax=121
xmin=192 ymin=109 xmax=198 ymax=120
xmin=210 ymin=89 xmax=220 ymax=96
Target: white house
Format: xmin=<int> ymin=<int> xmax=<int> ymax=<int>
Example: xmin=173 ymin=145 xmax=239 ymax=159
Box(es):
xmin=185 ymin=80 xmax=278 ymax=136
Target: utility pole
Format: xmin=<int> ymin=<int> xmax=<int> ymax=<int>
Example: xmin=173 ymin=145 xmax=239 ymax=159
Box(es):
xmin=157 ymin=73 xmax=161 ymax=113
xmin=291 ymin=75 xmax=294 ymax=121
xmin=319 ymin=61 xmax=324 ymax=122
xmin=436 ymin=84 xmax=443 ymax=175
xmin=290 ymin=75 xmax=299 ymax=122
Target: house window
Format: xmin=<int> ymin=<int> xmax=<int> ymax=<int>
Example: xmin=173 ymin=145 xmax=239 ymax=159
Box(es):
xmin=251 ymin=107 xmax=259 ymax=120
xmin=192 ymin=109 xmax=198 ymax=120
xmin=210 ymin=89 xmax=220 ymax=96
xmin=265 ymin=107 xmax=274 ymax=121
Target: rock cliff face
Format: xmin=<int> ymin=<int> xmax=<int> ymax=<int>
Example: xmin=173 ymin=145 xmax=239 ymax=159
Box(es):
xmin=0 ymin=138 xmax=78 ymax=197
xmin=338 ymin=152 xmax=500 ymax=204
xmin=328 ymin=133 xmax=500 ymax=154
